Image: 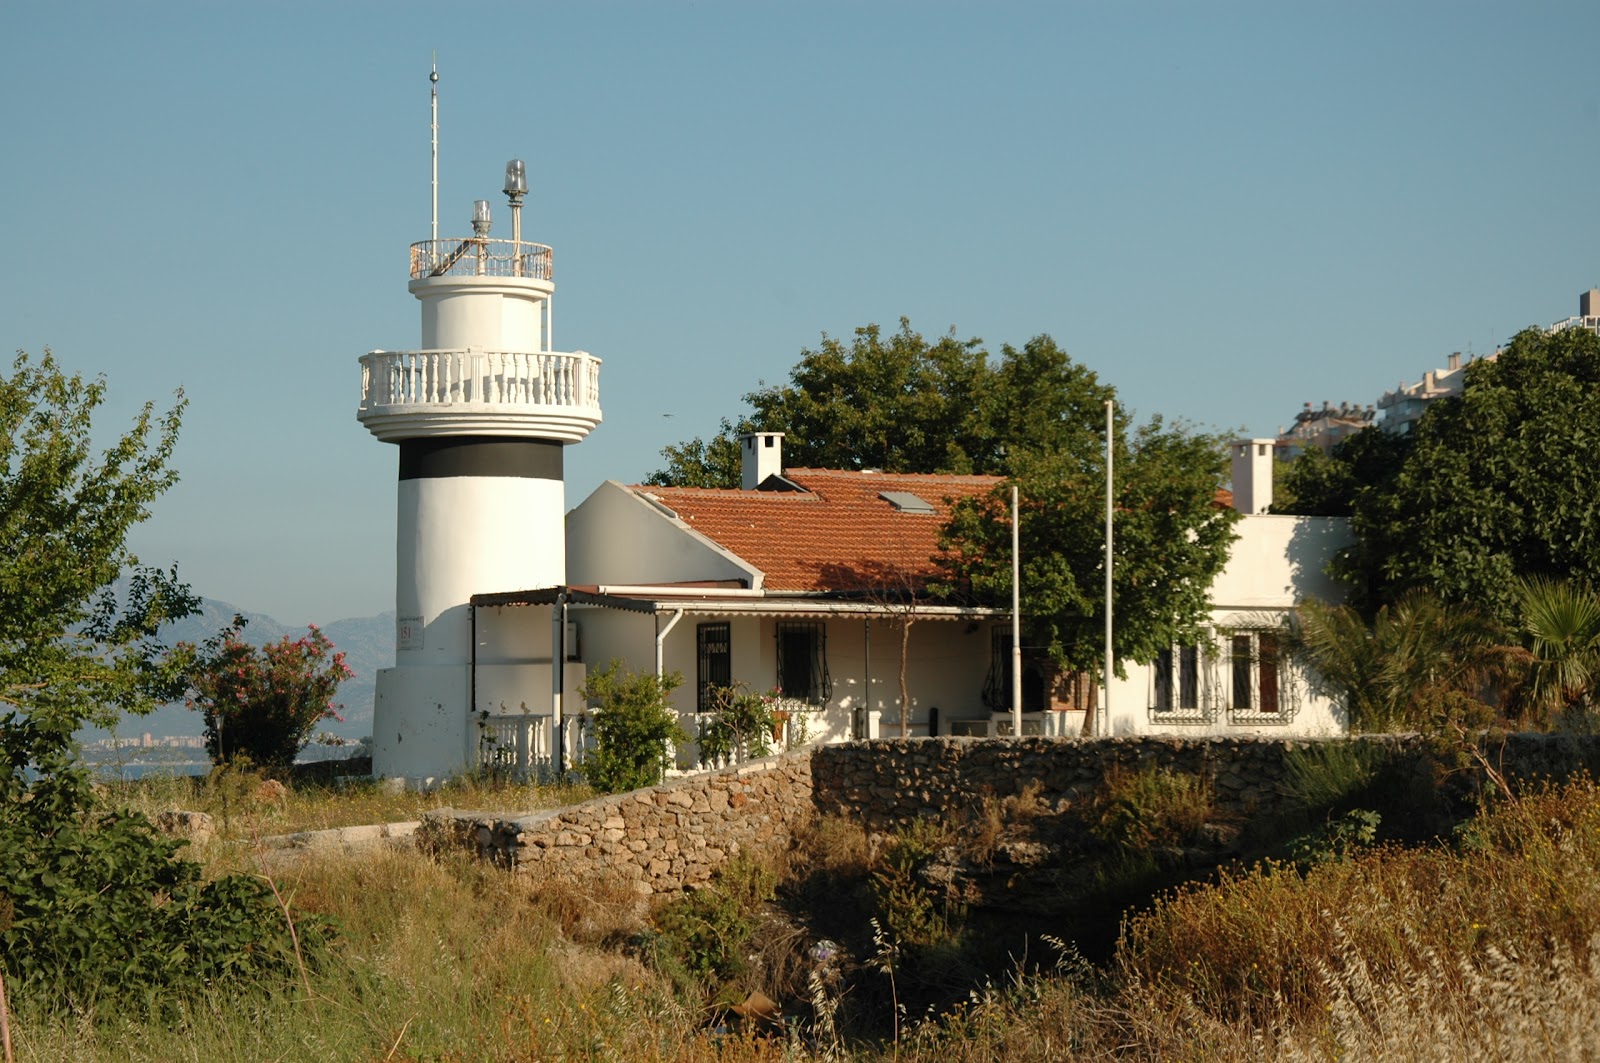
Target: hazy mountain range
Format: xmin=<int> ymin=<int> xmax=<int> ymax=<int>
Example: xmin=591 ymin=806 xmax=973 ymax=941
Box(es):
xmin=81 ymin=599 xmax=394 ymax=743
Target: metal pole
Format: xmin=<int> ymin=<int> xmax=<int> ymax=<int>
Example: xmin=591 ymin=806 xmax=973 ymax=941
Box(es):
xmin=1011 ymin=484 xmax=1023 ymax=738
xmin=1104 ymin=400 xmax=1114 ymax=738
xmin=430 ymin=58 xmax=438 ymax=246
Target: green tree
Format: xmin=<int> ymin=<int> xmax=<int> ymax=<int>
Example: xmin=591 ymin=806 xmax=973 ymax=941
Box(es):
xmin=1286 ymin=328 xmax=1600 ymax=620
xmin=649 ymin=419 xmax=749 ymax=488
xmin=181 ymin=621 xmax=355 ymax=770
xmin=1271 ymin=427 xmax=1409 ymax=519
xmin=0 ymin=349 xmax=330 ymax=1010
xmin=580 ymin=661 xmax=686 ymax=793
xmin=648 ymin=319 xmax=996 ymax=486
xmin=937 ymin=413 xmax=1240 ymax=695
xmin=0 ymin=350 xmax=196 ymax=726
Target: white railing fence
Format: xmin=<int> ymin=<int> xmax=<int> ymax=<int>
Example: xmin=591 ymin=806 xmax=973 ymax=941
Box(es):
xmin=410 ymin=238 xmax=553 ymax=281
xmin=360 ymin=349 xmax=601 ymax=411
xmin=477 ymin=713 xmax=591 ymax=780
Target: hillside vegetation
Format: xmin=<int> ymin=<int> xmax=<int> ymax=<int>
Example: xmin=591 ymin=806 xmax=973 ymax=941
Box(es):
xmin=8 ymin=754 xmax=1600 ymax=1061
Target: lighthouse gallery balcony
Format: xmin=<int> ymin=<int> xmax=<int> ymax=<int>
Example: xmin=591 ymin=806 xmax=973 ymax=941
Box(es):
xmin=358 ymin=347 xmax=602 ymax=443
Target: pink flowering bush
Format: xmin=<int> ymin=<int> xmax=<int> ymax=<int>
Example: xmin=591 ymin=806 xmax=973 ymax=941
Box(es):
xmin=182 ymin=624 xmax=354 ymax=769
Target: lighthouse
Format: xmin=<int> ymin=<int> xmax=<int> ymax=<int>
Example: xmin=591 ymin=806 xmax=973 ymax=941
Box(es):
xmin=358 ymin=88 xmax=601 ymax=782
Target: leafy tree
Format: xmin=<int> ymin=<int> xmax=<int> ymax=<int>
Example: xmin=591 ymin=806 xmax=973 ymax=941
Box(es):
xmin=648 ymin=319 xmax=997 ymax=486
xmin=1282 ymin=327 xmax=1600 ymax=620
xmin=180 ymin=621 xmax=355 ymax=770
xmin=650 ymin=419 xmax=749 ymax=488
xmin=580 ymin=661 xmax=686 ymax=793
xmin=938 ymin=414 xmax=1239 ymax=699
xmin=1271 ymin=427 xmax=1409 ymax=519
xmin=0 ymin=349 xmax=331 ymax=1010
xmin=0 ymin=350 xmax=196 ymax=726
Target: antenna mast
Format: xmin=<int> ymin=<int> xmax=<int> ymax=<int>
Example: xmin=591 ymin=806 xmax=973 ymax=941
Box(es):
xmin=430 ymin=56 xmax=439 ymax=244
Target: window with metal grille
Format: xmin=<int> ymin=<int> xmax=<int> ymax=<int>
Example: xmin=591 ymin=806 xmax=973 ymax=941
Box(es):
xmin=1154 ymin=644 xmax=1201 ymax=710
xmin=696 ymin=622 xmax=731 ymax=712
xmin=1150 ymin=641 xmax=1214 ymax=723
xmin=1226 ymin=630 xmax=1294 ymax=724
xmin=983 ymin=629 xmax=1058 ymax=712
xmin=775 ymin=621 xmax=830 ymax=705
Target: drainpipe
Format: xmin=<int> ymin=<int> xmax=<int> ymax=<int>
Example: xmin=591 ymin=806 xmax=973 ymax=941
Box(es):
xmin=655 ymin=609 xmax=685 ymax=678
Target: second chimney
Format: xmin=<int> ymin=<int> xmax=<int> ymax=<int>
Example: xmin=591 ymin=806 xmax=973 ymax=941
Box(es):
xmin=740 ymin=432 xmax=784 ymax=490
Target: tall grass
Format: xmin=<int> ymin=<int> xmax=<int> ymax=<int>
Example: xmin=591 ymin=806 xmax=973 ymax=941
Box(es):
xmin=94 ymin=766 xmax=593 ymax=841
xmin=15 ymin=772 xmax=1600 ymax=1060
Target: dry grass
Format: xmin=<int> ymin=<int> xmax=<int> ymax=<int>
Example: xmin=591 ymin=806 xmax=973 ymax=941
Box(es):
xmin=1118 ymin=776 xmax=1600 ymax=1027
xmin=95 ymin=767 xmax=593 ymax=842
xmin=16 ymin=772 xmax=1600 ymax=1061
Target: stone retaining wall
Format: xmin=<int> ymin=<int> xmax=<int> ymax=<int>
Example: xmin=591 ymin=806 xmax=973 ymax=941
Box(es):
xmin=422 ymin=733 xmax=1600 ymax=895
xmin=811 ymin=733 xmax=1600 ymax=830
xmin=418 ymin=753 xmax=813 ymax=894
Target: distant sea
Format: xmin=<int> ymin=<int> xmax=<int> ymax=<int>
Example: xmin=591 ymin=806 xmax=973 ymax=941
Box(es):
xmin=93 ymin=761 xmax=212 ymax=780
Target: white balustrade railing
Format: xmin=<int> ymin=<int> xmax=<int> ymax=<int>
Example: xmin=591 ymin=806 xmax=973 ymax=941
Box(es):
xmin=410 ymin=238 xmax=553 ymax=281
xmin=359 ymin=349 xmax=601 ymax=412
xmin=478 ymin=713 xmax=591 ymax=778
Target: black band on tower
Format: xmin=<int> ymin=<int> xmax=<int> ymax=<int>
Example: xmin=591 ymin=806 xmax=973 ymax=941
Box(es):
xmin=398 ymin=437 xmax=564 ymax=480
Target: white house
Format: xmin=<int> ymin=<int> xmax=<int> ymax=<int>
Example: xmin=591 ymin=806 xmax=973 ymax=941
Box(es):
xmin=465 ymin=435 xmax=1352 ymax=772
xmin=1098 ymin=439 xmax=1352 ymax=737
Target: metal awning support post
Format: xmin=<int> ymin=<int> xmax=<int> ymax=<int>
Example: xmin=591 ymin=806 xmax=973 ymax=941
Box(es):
xmin=552 ymin=591 xmax=568 ymax=776
xmin=469 ymin=603 xmax=478 ymax=766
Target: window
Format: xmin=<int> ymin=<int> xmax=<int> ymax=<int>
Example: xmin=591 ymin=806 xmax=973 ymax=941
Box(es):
xmin=1154 ymin=644 xmax=1201 ymax=712
xmin=1150 ymin=641 xmax=1212 ymax=723
xmin=1226 ymin=630 xmax=1292 ymax=724
xmin=982 ymin=629 xmax=1057 ymax=712
xmin=696 ymin=622 xmax=731 ymax=712
xmin=775 ymin=621 xmax=830 ymax=705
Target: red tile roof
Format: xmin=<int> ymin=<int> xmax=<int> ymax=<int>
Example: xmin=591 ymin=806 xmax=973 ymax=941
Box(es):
xmin=636 ymin=469 xmax=1002 ymax=593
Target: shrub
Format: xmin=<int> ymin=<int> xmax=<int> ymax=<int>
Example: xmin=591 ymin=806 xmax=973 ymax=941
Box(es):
xmin=181 ymin=621 xmax=353 ymax=770
xmin=871 ymin=819 xmax=966 ymax=955
xmin=1090 ymin=763 xmax=1213 ymax=851
xmin=697 ymin=683 xmax=777 ymax=766
xmin=581 ymin=661 xmax=686 ymax=793
xmin=645 ymin=856 xmax=779 ymax=995
xmin=0 ymin=702 xmax=332 ymax=1012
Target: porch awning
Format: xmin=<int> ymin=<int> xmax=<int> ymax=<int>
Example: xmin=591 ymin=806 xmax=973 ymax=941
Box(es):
xmin=470 ymin=585 xmax=1008 ymax=622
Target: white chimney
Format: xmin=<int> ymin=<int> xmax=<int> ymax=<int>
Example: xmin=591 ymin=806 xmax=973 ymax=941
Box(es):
xmin=740 ymin=432 xmax=784 ymax=490
xmin=1230 ymin=438 xmax=1275 ymax=515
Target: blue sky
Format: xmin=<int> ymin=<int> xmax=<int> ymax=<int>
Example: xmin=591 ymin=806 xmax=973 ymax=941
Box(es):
xmin=4 ymin=2 xmax=1597 ymax=626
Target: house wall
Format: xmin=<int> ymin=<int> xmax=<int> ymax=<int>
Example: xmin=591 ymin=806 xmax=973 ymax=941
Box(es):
xmin=1104 ymin=513 xmax=1353 ymax=738
xmin=566 ymin=481 xmax=756 ymax=587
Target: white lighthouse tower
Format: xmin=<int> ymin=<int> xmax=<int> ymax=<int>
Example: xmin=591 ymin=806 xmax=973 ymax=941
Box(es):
xmin=358 ymin=84 xmax=601 ymax=782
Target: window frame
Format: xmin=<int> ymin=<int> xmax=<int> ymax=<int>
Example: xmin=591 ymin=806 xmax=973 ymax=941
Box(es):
xmin=695 ymin=621 xmax=732 ymax=713
xmin=774 ymin=620 xmax=831 ymax=707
